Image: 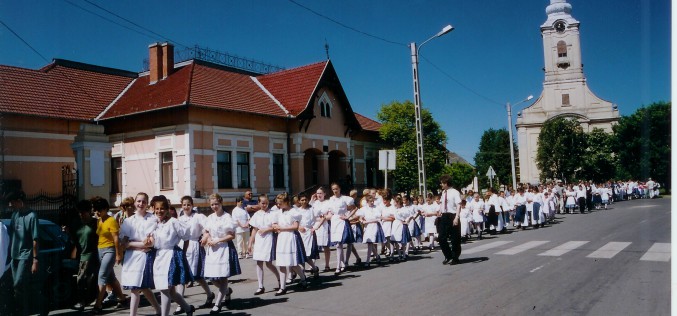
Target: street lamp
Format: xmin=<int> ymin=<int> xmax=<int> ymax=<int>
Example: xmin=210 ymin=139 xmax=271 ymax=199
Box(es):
xmin=507 ymin=94 xmax=534 ymax=190
xmin=410 ymin=24 xmax=454 ymax=197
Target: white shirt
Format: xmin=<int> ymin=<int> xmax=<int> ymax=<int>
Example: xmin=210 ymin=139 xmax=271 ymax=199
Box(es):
xmin=230 ymin=206 xmax=250 ymax=234
xmin=178 ymin=211 xmax=208 ymax=241
xmin=440 ymin=188 xmax=461 ymax=214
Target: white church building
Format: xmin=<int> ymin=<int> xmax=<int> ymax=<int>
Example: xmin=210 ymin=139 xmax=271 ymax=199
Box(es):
xmin=516 ymin=0 xmax=620 ymax=184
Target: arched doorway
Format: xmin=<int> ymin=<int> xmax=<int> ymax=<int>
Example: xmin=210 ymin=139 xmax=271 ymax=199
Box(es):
xmin=328 ymin=150 xmax=347 ymax=186
xmin=304 ymin=148 xmax=322 ymax=188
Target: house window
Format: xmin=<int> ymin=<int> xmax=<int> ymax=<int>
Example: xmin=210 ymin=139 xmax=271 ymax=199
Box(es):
xmin=320 ymin=101 xmax=331 ymax=118
xmin=160 ymin=151 xmax=173 ymax=190
xmin=111 ymin=157 xmax=122 ymax=194
xmin=237 ymin=152 xmax=250 ymax=188
xmin=562 ymin=94 xmax=570 ymax=106
xmin=217 ymin=151 xmax=232 ymax=189
xmin=557 ymin=41 xmax=567 ymax=58
xmin=273 ymin=153 xmax=285 ymax=189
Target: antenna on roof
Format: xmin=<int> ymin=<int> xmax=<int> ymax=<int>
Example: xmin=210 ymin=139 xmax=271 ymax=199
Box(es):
xmin=324 ymin=38 xmax=330 ymax=60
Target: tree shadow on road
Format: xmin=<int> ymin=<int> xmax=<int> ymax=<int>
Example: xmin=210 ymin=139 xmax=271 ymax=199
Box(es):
xmin=458 ymin=257 xmax=489 ymax=265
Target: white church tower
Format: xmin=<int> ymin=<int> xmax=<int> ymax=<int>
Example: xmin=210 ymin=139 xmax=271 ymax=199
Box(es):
xmin=516 ymin=0 xmax=619 ymax=184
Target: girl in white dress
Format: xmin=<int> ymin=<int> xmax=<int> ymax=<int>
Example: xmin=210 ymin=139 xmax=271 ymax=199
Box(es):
xmin=310 ymin=187 xmax=332 ymax=272
xmin=202 ymin=193 xmax=240 ymax=314
xmin=296 ymin=193 xmax=320 ymax=277
xmin=458 ymin=200 xmax=472 ymax=241
xmin=248 ymin=195 xmax=281 ymax=295
xmin=423 ymin=194 xmax=438 ymax=251
xmin=327 ymin=183 xmax=355 ymax=275
xmin=360 ymin=194 xmax=386 ymax=266
xmin=345 ymin=189 xmax=363 ymax=267
xmin=390 ymin=196 xmax=412 ymax=261
xmin=273 ymin=193 xmax=309 ymax=295
xmin=119 ymin=192 xmax=161 ymax=316
xmin=378 ymin=189 xmax=395 ymax=260
xmin=565 ymin=186 xmax=577 ymax=213
xmin=176 ymin=196 xmax=214 ymax=313
xmin=148 ymin=196 xmax=195 ymax=316
xmin=469 ymin=193 xmax=485 ymax=239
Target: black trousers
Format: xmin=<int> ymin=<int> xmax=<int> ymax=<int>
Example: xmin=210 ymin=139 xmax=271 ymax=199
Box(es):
xmin=578 ymin=197 xmax=586 ymax=213
xmin=437 ymin=213 xmax=462 ymax=261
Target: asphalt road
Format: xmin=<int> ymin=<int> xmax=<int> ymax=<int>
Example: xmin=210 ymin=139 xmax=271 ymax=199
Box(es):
xmin=52 ymin=197 xmax=670 ymax=316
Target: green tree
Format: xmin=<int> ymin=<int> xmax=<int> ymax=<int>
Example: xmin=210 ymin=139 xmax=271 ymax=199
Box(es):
xmin=377 ymin=100 xmax=447 ymax=194
xmin=442 ymin=162 xmax=475 ymax=191
xmin=473 ymin=128 xmax=514 ymax=189
xmin=581 ymin=128 xmax=616 ymax=182
xmin=613 ymin=101 xmax=671 ymax=189
xmin=536 ymin=117 xmax=586 ymax=183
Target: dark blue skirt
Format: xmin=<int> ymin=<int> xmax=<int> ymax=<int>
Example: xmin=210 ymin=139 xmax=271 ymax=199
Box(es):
xmin=374 ymin=222 xmax=386 ymax=244
xmin=412 ymin=221 xmax=422 ymax=237
xmin=341 ymin=219 xmax=356 ymax=244
xmin=293 ymin=231 xmax=307 ymax=265
xmin=123 ymin=248 xmax=156 ymax=290
xmin=168 ymin=246 xmax=194 ymax=287
xmin=193 ymin=244 xmax=206 ymax=280
xmin=269 ymin=232 xmax=278 ymax=262
xmin=400 ymin=224 xmax=412 ymax=244
xmin=516 ymin=205 xmax=527 ymax=222
xmin=354 ymin=223 xmax=364 ymax=243
xmin=308 ymin=231 xmax=320 ymax=260
xmin=418 ymin=215 xmax=425 ymax=233
xmin=228 ymin=240 xmax=242 ymax=276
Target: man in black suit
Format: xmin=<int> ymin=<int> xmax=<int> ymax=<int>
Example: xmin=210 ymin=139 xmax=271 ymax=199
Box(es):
xmin=436 ymin=175 xmax=462 ymax=265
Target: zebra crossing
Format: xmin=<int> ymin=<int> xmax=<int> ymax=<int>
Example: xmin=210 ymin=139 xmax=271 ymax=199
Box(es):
xmin=462 ymin=240 xmax=670 ymax=262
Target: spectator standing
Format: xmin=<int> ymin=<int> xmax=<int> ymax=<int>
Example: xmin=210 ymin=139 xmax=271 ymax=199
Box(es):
xmin=73 ymin=199 xmax=100 ymax=311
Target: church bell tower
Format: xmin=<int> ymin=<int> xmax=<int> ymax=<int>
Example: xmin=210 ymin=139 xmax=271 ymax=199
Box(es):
xmin=515 ymin=0 xmax=619 ymax=184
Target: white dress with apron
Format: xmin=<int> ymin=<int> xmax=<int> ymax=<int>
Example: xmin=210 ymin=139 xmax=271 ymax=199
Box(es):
xmin=119 ymin=212 xmax=158 ymax=288
xmin=424 ymin=203 xmax=438 ymax=235
xmin=178 ymin=212 xmax=207 ymax=279
xmin=203 ymin=212 xmax=236 ymax=278
xmin=328 ymin=195 xmax=354 ymax=244
xmin=380 ymin=204 xmax=395 ymax=239
xmin=390 ymin=207 xmax=411 ymax=242
xmin=469 ymin=199 xmax=485 ymax=223
xmin=312 ymin=200 xmax=331 ymax=247
xmin=250 ymin=209 xmax=279 ymax=262
xmin=152 ymin=217 xmax=192 ymax=290
xmin=275 ymin=210 xmax=305 ymax=266
xmin=298 ymin=205 xmax=321 ymax=258
xmin=361 ymin=205 xmax=384 ymax=243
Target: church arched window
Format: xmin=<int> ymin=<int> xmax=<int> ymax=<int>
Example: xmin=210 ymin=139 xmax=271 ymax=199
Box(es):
xmin=557 ymin=41 xmax=568 ymax=58
xmin=318 ymin=92 xmax=333 ymax=118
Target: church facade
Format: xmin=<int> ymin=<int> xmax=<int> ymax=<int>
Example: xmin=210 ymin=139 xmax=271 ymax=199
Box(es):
xmin=516 ymin=0 xmax=620 ymax=184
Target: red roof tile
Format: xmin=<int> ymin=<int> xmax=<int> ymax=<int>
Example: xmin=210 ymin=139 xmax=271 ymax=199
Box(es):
xmin=354 ymin=113 xmax=381 ymax=132
xmin=0 ymin=60 xmax=134 ymax=120
xmin=256 ymin=61 xmax=328 ymax=116
xmin=101 ymin=60 xmax=287 ymax=119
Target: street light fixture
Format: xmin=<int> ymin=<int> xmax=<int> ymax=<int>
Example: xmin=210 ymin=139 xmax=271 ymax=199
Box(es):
xmin=410 ymin=24 xmax=454 ymax=197
xmin=507 ymin=94 xmax=534 ymax=190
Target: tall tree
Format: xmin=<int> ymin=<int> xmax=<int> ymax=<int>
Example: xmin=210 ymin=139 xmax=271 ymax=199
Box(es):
xmin=442 ymin=162 xmax=475 ymax=192
xmin=473 ymin=128 xmax=514 ymax=189
xmin=536 ymin=117 xmax=587 ymax=183
xmin=377 ymin=100 xmax=447 ymax=194
xmin=613 ymin=101 xmax=671 ymax=189
xmin=581 ymin=128 xmax=616 ymax=182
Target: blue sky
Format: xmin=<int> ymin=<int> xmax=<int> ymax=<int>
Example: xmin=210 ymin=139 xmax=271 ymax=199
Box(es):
xmin=0 ymin=0 xmax=671 ymax=163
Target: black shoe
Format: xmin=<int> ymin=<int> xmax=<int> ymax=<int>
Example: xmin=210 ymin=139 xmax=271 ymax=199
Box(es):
xmin=199 ymin=292 xmax=215 ymax=309
xmin=185 ymin=305 xmax=195 ymax=316
xmin=90 ymin=307 xmax=103 ymax=315
xmin=354 ymin=258 xmax=362 ymax=265
xmin=174 ymin=307 xmax=185 ymax=315
xmin=450 ymin=259 xmax=461 ymax=265
xmin=209 ymin=304 xmax=222 ymax=315
xmin=298 ymin=280 xmax=309 ymax=290
xmin=312 ymin=266 xmax=320 ymax=278
xmin=224 ymin=287 xmax=233 ymax=307
xmin=73 ymin=303 xmax=85 ymax=311
xmin=254 ymin=287 xmax=265 ymax=295
xmin=442 ymin=258 xmax=451 ymax=265
xmin=274 ymin=288 xmax=287 ymax=296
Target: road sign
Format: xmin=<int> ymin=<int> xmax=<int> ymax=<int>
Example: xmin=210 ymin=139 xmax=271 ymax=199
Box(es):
xmin=486 ymin=166 xmax=496 ymax=179
xmin=379 ymin=150 xmax=396 ymax=170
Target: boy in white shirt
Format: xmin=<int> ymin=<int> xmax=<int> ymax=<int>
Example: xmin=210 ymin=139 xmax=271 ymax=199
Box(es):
xmin=231 ymin=197 xmax=251 ymax=258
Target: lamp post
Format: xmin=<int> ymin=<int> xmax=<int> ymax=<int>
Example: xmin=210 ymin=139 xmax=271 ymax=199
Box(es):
xmin=507 ymin=94 xmax=534 ymax=190
xmin=410 ymin=24 xmax=454 ymax=197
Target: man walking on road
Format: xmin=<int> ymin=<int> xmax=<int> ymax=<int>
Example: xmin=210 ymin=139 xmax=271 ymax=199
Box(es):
xmin=437 ymin=175 xmax=462 ymax=265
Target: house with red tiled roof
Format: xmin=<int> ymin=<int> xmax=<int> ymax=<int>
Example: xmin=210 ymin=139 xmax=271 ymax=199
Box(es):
xmin=0 ymin=42 xmax=383 ymax=205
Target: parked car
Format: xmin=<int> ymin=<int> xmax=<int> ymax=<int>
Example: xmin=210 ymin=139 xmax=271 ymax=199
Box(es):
xmin=0 ymin=218 xmax=78 ymax=315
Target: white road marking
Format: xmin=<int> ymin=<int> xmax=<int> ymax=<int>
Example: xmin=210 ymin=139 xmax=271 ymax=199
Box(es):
xmin=463 ymin=241 xmax=513 ymax=254
xmin=496 ymin=241 xmax=550 ymax=255
xmin=586 ymin=242 xmax=632 ymax=259
xmin=538 ymin=241 xmax=589 ymax=256
xmin=640 ymin=243 xmax=671 ymax=262
xmin=530 ymin=265 xmax=544 ymax=273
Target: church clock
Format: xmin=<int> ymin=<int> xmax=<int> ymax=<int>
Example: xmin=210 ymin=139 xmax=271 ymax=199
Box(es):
xmin=554 ymin=21 xmax=566 ymax=33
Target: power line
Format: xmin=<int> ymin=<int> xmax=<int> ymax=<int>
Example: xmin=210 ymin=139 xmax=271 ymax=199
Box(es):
xmin=287 ymin=0 xmax=408 ymax=48
xmin=62 ymin=0 xmax=157 ymax=41
xmin=420 ymin=55 xmax=503 ymax=106
xmin=0 ymin=19 xmax=49 ymax=63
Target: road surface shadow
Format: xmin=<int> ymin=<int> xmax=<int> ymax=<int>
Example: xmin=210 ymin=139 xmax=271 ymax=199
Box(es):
xmin=458 ymin=257 xmax=489 ymax=264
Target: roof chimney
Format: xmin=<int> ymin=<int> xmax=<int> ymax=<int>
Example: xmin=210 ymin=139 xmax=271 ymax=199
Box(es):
xmin=148 ymin=42 xmax=162 ymax=84
xmin=161 ymin=42 xmax=174 ymax=79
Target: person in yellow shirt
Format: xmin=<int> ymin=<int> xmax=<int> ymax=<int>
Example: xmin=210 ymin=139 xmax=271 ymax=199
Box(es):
xmin=91 ymin=197 xmax=125 ymax=314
